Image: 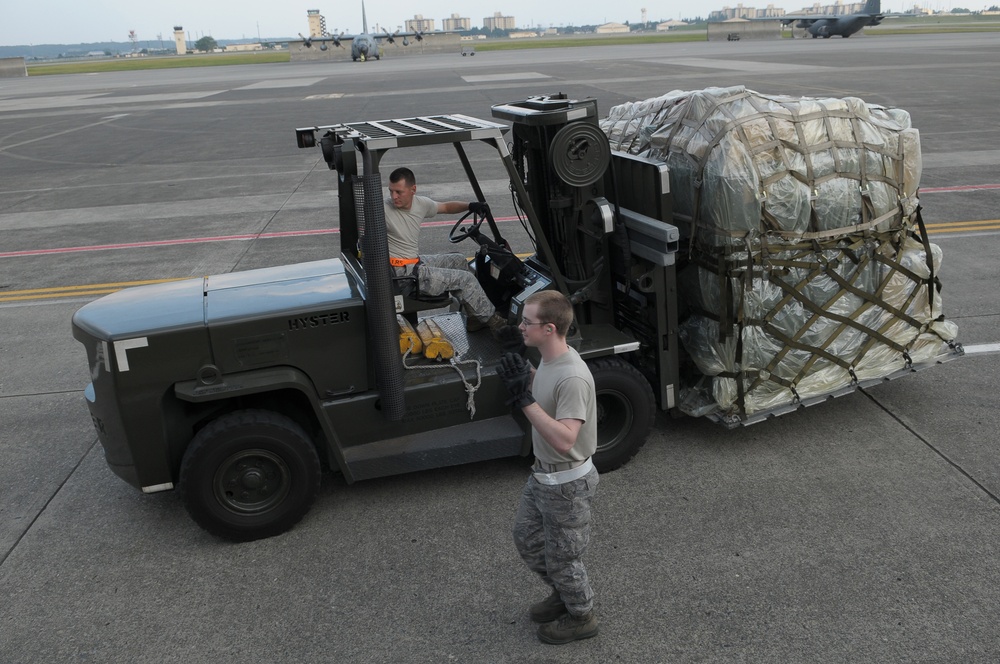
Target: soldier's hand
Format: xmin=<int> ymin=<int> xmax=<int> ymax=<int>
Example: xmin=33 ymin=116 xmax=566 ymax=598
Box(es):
xmin=468 ymin=201 xmax=490 ymax=216
xmin=497 ymin=352 xmax=534 ymax=409
xmin=494 ymin=324 xmax=527 ymax=356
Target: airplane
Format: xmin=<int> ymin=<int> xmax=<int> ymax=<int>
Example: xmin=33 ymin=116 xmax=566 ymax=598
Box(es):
xmin=298 ymin=0 xmax=428 ymax=61
xmin=781 ymin=0 xmax=884 ymax=38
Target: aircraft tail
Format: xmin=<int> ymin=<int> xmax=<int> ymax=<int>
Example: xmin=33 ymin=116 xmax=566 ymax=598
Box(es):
xmin=362 ymin=0 xmax=369 ymax=34
xmin=863 ymin=0 xmax=880 ymax=15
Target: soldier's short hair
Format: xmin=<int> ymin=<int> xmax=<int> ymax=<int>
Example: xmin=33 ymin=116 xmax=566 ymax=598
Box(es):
xmin=389 ymin=167 xmax=416 ymax=187
xmin=525 ymin=290 xmax=574 ymax=336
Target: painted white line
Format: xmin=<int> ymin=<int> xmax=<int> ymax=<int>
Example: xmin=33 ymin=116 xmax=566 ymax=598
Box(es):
xmin=641 ymin=58 xmax=832 ymax=73
xmin=462 ymin=72 xmax=551 ymax=83
xmin=964 ymin=343 xmax=1000 ymax=355
xmin=238 ymin=78 xmax=325 ymax=90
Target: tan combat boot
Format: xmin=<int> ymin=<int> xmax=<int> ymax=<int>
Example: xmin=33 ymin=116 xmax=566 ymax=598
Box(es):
xmin=529 ymin=589 xmax=566 ymax=623
xmin=537 ymin=611 xmax=599 ymax=645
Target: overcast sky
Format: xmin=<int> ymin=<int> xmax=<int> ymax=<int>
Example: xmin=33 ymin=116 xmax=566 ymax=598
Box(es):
xmin=0 ymin=0 xmax=858 ymax=46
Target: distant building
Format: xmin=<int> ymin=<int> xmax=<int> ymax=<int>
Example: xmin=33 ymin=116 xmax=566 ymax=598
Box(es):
xmin=656 ymin=20 xmax=690 ymax=30
xmin=508 ymin=31 xmax=539 ymax=39
xmin=710 ymin=3 xmax=787 ymax=20
xmin=225 ymin=43 xmax=263 ymax=52
xmin=484 ymin=12 xmax=516 ymax=31
xmin=596 ymin=22 xmax=630 ymax=34
xmin=758 ymin=4 xmax=785 ymax=17
xmin=307 ymin=9 xmax=327 ymax=38
xmin=799 ymin=1 xmax=868 ymax=15
xmin=173 ymin=26 xmax=186 ymax=55
xmin=405 ymin=15 xmax=436 ymax=32
xmin=442 ymin=14 xmax=471 ymax=31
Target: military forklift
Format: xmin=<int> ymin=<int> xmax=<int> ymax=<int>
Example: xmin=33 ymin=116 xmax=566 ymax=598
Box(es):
xmin=72 ymin=94 xmax=681 ymax=541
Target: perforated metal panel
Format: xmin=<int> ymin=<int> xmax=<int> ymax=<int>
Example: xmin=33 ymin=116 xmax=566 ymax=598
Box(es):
xmin=319 ymin=114 xmax=507 ymax=151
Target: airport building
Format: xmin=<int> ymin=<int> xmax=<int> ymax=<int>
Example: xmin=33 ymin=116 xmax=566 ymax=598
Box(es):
xmin=307 ymin=9 xmax=327 ymax=38
xmin=710 ymin=4 xmax=787 ymax=20
xmin=800 ymin=1 xmax=871 ymax=15
xmin=442 ymin=14 xmax=471 ymax=31
xmin=173 ymin=26 xmax=187 ymax=55
xmin=596 ymin=22 xmax=631 ymax=33
xmin=405 ymin=15 xmax=436 ymax=32
xmin=483 ymin=12 xmax=516 ymax=31
xmin=710 ymin=1 xmax=871 ymax=20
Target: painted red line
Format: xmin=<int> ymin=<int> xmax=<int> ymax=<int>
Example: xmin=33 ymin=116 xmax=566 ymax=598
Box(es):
xmin=0 ymin=215 xmax=523 ymax=259
xmin=921 ymin=184 xmax=1000 ymax=193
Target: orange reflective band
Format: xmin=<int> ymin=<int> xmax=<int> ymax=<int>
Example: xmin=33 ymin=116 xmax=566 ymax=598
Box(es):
xmin=389 ymin=257 xmax=419 ymax=267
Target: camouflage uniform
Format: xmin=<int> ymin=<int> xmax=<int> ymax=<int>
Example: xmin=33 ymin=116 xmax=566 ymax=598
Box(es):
xmin=512 ymin=346 xmax=599 ymax=617
xmin=384 ymin=194 xmax=495 ymax=324
xmin=414 ymin=253 xmax=495 ymax=321
xmin=513 ymin=468 xmax=599 ymax=616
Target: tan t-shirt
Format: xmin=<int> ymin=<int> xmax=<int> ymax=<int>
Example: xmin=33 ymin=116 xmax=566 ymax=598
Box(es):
xmin=384 ymin=195 xmax=437 ymax=259
xmin=530 ymin=347 xmax=597 ymax=465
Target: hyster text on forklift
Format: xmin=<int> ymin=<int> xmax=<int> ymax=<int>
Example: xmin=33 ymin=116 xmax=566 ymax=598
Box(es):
xmin=71 ymin=90 xmax=962 ymax=541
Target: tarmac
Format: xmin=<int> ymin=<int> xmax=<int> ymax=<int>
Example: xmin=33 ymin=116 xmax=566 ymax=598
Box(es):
xmin=1 ymin=33 xmax=999 ymax=662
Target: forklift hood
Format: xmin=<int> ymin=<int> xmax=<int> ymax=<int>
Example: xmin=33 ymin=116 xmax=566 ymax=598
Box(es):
xmin=73 ymin=259 xmax=355 ymax=340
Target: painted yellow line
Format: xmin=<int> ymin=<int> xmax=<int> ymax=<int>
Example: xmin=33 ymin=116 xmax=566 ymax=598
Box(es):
xmin=925 ymin=220 xmax=1000 ymax=231
xmin=1 ymin=277 xmax=188 ymax=296
xmin=0 ymin=278 xmax=188 ymax=303
xmin=0 ymin=289 xmax=121 ymax=302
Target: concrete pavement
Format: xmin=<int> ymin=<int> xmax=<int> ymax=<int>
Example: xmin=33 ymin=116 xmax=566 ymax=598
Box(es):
xmin=2 ymin=33 xmax=999 ymax=662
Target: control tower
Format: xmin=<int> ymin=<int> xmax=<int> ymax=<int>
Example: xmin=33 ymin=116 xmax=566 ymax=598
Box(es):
xmin=173 ymin=26 xmax=186 ymax=55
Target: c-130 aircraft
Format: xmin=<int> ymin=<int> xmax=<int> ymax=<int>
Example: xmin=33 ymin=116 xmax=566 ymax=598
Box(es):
xmin=299 ymin=1 xmax=438 ymax=61
xmin=782 ymin=0 xmax=884 ymax=38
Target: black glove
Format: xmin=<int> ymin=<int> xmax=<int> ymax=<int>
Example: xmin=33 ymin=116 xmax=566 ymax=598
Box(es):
xmin=498 ymin=352 xmax=535 ymax=409
xmin=494 ymin=324 xmax=527 ymax=357
xmin=468 ymin=201 xmax=490 ymax=216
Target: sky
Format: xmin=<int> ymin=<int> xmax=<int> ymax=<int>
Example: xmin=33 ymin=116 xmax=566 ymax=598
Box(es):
xmin=0 ymin=0 xmax=960 ymax=46
xmin=0 ymin=0 xmax=812 ymax=46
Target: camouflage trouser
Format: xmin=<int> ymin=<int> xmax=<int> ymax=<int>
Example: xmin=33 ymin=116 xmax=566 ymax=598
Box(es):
xmin=512 ymin=468 xmax=599 ymax=616
xmin=417 ymin=253 xmax=494 ymax=321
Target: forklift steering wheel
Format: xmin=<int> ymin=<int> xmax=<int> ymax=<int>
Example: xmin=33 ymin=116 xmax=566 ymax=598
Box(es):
xmin=449 ymin=210 xmax=485 ymax=244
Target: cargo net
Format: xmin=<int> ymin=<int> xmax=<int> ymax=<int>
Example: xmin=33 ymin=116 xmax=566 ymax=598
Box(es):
xmin=601 ymin=86 xmax=959 ymax=421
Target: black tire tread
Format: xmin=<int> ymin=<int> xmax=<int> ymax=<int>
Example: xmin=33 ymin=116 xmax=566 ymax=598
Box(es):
xmin=587 ymin=356 xmax=656 ymax=472
xmin=178 ymin=409 xmax=321 ymax=542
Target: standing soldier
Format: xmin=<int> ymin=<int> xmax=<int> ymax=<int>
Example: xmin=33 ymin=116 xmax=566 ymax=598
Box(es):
xmin=498 ymin=290 xmax=600 ymax=644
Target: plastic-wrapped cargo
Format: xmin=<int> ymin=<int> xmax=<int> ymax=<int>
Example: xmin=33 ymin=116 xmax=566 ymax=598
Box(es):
xmin=600 ymin=86 xmax=959 ymax=420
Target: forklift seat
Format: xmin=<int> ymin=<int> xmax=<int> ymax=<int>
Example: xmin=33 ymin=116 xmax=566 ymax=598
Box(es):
xmin=393 ymin=273 xmax=459 ymax=324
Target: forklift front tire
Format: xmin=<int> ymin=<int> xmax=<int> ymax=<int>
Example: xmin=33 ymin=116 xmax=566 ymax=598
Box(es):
xmin=178 ymin=409 xmax=322 ymax=542
xmin=588 ymin=357 xmax=655 ymax=472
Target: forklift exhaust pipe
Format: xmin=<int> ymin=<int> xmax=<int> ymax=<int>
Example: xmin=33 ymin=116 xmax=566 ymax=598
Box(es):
xmin=354 ymin=173 xmax=406 ymax=421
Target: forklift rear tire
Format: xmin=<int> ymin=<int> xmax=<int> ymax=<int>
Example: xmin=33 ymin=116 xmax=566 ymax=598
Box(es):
xmin=178 ymin=409 xmax=321 ymax=542
xmin=587 ymin=357 xmax=655 ymax=472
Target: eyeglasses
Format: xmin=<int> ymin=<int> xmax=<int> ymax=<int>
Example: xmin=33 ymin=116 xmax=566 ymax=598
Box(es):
xmin=518 ymin=318 xmax=550 ymax=328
